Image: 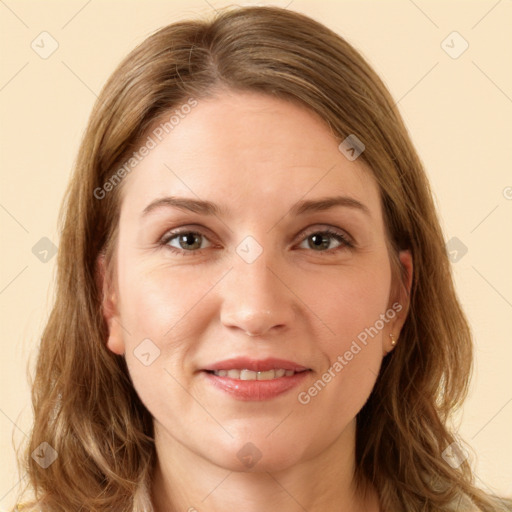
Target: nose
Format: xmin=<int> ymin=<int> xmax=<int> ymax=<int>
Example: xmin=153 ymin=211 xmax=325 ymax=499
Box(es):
xmin=219 ymin=247 xmax=297 ymax=338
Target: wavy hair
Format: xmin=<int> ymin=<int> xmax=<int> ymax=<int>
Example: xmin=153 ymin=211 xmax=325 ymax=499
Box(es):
xmin=13 ymin=5 xmax=511 ymax=512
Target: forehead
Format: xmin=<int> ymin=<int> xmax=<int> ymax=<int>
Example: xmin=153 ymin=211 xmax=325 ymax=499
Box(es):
xmin=119 ymin=91 xmax=382 ymax=221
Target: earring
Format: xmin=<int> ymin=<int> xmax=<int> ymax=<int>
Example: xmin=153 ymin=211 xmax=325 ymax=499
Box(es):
xmin=389 ymin=333 xmax=397 ymax=347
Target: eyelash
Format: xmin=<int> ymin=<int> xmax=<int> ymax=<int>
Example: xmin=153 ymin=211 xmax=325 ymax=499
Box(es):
xmin=159 ymin=226 xmax=354 ymax=257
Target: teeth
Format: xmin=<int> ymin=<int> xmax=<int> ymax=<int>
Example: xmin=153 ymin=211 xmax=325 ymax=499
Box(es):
xmin=257 ymin=370 xmax=275 ymax=380
xmin=240 ymin=369 xmax=257 ymax=380
xmin=212 ymin=368 xmax=300 ymax=380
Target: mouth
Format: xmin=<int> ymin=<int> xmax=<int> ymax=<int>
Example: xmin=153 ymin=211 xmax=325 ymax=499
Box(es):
xmin=201 ymin=357 xmax=312 ymax=401
xmin=206 ymin=368 xmax=306 ymax=380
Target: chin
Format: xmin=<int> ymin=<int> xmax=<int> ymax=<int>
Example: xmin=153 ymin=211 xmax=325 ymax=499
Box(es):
xmin=204 ymin=435 xmax=309 ymax=474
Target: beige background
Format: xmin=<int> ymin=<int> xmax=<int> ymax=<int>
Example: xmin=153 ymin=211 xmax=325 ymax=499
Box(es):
xmin=1 ymin=0 xmax=511 ymax=508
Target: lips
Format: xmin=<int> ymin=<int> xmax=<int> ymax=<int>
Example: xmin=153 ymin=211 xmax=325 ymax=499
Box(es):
xmin=201 ymin=357 xmax=311 ymax=401
xmin=212 ymin=368 xmax=297 ymax=380
xmin=203 ymin=357 xmax=309 ymax=373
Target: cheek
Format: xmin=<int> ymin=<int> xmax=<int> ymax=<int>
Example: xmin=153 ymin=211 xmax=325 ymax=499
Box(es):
xmin=299 ymin=259 xmax=391 ymax=411
xmin=309 ymin=257 xmax=392 ymax=347
xmin=116 ymin=256 xmax=232 ymax=403
xmin=118 ymin=257 xmax=212 ymax=341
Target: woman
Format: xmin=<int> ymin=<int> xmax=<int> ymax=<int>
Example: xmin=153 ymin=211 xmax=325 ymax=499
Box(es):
xmin=14 ymin=5 xmax=511 ymax=512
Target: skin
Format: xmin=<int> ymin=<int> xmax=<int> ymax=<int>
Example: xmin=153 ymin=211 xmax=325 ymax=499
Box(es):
xmin=100 ymin=89 xmax=413 ymax=512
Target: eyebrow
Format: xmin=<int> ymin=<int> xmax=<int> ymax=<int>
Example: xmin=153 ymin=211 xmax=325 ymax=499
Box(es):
xmin=290 ymin=195 xmax=370 ymax=217
xmin=141 ymin=194 xmax=370 ymax=218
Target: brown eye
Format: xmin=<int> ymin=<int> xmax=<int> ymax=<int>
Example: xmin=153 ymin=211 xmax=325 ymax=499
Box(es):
xmin=298 ymin=229 xmax=353 ymax=253
xmin=162 ymin=230 xmax=212 ymax=254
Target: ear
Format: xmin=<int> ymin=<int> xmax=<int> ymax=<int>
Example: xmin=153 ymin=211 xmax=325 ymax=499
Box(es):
xmin=384 ymin=249 xmax=413 ymax=354
xmin=96 ymin=253 xmax=125 ymax=355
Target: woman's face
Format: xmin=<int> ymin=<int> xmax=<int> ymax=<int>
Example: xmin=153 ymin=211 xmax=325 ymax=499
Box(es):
xmin=102 ymin=90 xmax=411 ymax=472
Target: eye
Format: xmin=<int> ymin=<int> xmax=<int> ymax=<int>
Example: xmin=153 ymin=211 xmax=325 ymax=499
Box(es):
xmin=161 ymin=229 xmax=213 ymax=255
xmin=297 ymin=228 xmax=354 ymax=253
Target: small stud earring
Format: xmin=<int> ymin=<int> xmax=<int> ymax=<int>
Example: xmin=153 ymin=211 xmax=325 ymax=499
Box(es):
xmin=390 ymin=333 xmax=397 ymax=347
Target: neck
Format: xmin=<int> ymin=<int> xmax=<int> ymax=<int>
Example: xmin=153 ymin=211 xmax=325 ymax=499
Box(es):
xmin=150 ymin=420 xmax=380 ymax=512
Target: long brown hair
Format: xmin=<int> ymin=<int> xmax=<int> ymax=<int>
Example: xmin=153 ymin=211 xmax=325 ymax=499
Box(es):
xmin=13 ymin=5 xmax=511 ymax=511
